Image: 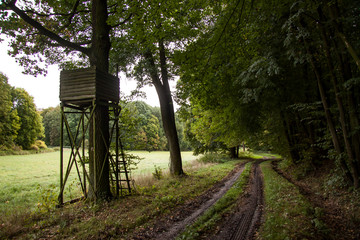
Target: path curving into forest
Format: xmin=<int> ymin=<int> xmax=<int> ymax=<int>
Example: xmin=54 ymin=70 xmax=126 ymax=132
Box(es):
xmin=132 ymin=160 xmax=266 ymax=240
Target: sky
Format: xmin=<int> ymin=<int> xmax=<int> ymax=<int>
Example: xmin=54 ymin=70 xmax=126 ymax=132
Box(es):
xmin=0 ymin=40 xmax=164 ymax=110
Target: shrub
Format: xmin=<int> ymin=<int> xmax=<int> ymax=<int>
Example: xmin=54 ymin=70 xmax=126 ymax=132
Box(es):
xmin=152 ymin=165 xmax=163 ymax=180
xmin=35 ymin=140 xmax=47 ymax=149
xmin=197 ymin=153 xmax=231 ymax=163
xmin=29 ymin=144 xmax=39 ymax=151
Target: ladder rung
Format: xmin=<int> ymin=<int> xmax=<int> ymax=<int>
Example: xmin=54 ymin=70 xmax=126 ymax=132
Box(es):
xmin=110 ymin=179 xmax=131 ymax=182
xmin=111 ymin=170 xmax=129 ymax=173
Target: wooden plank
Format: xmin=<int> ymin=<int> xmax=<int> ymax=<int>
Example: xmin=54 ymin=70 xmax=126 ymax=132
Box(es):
xmin=60 ymin=67 xmax=119 ymax=104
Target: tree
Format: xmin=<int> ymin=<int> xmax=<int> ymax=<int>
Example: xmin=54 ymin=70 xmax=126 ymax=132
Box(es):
xmin=41 ymin=106 xmax=61 ymax=146
xmin=0 ymin=0 xmax=132 ymax=199
xmin=176 ymin=0 xmax=360 ymax=187
xmin=11 ymin=88 xmax=44 ymax=149
xmin=127 ymin=101 xmax=161 ymax=151
xmin=282 ymin=0 xmax=360 ymax=187
xmin=112 ymin=0 xmax=210 ymax=175
xmin=175 ymin=0 xmax=264 ymax=156
xmin=0 ymin=73 xmax=20 ymax=148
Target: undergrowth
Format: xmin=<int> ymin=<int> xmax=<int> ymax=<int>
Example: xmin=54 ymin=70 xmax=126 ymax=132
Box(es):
xmin=197 ymin=152 xmax=232 ymax=163
xmin=259 ymin=161 xmax=329 ymax=239
xmin=277 ymin=158 xmax=360 ymax=238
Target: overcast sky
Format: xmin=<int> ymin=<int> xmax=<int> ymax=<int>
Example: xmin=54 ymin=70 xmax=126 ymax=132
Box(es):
xmin=0 ymin=40 xmax=163 ymax=109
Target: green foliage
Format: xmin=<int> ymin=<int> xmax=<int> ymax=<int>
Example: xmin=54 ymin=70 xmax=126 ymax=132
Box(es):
xmin=152 ymin=165 xmax=163 ymax=180
xmin=0 ymin=73 xmax=45 ymax=151
xmin=174 ymin=0 xmax=360 ymax=188
xmin=35 ymin=184 xmax=58 ymax=214
xmin=41 ymin=106 xmax=61 ymax=146
xmin=0 ymin=73 xmax=20 ymax=149
xmin=11 ymin=88 xmax=44 ymax=150
xmin=197 ymin=153 xmax=231 ymax=164
xmin=0 ymin=0 xmax=132 ymax=75
xmin=118 ymin=100 xmax=190 ymax=151
xmin=120 ymin=101 xmax=163 ymax=151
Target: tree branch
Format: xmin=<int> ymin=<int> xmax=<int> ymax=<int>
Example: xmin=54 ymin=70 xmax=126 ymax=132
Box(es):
xmin=5 ymin=1 xmax=90 ymax=55
xmin=111 ymin=13 xmax=133 ymax=28
xmin=206 ymin=0 xmax=244 ymax=66
xmin=60 ymin=0 xmax=82 ymax=30
xmin=24 ymin=9 xmax=90 ymax=18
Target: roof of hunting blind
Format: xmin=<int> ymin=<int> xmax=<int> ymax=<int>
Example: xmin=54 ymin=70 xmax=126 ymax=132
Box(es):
xmin=60 ymin=66 xmax=119 ymax=106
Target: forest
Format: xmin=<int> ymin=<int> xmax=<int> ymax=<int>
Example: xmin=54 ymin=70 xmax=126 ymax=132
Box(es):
xmin=0 ymin=0 xmax=359 ymax=239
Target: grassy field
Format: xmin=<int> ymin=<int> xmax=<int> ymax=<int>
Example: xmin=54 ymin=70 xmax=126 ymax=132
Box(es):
xmin=132 ymin=150 xmax=199 ymax=175
xmin=0 ymin=150 xmax=199 ymax=213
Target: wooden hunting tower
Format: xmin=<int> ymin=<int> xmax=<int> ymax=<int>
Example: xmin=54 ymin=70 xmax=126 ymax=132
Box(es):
xmin=60 ymin=66 xmax=119 ymax=106
xmin=58 ymin=66 xmax=131 ymax=205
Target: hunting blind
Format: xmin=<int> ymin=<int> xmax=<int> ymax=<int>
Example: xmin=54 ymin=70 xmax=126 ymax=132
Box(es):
xmin=58 ymin=66 xmax=131 ymax=205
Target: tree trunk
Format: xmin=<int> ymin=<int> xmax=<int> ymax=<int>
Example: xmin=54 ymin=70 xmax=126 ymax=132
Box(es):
xmin=88 ymin=105 xmax=111 ymax=200
xmin=317 ymin=6 xmax=359 ymax=187
xmin=143 ymin=41 xmax=184 ymax=176
xmin=87 ymin=0 xmax=112 ymax=200
xmin=229 ymin=146 xmax=237 ymax=159
xmin=328 ymin=1 xmax=360 ymax=71
xmin=328 ymin=1 xmax=360 ymax=188
xmin=281 ymin=111 xmax=300 ymax=162
xmin=303 ymin=36 xmax=354 ymax=184
xmin=157 ymin=85 xmax=184 ymax=176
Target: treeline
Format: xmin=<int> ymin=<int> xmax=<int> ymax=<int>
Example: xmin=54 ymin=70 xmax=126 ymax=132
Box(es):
xmin=41 ymin=100 xmax=191 ymax=151
xmin=175 ymin=0 xmax=360 ymax=188
xmin=0 ymin=73 xmax=44 ymax=151
xmin=1 ymin=71 xmax=191 ymax=153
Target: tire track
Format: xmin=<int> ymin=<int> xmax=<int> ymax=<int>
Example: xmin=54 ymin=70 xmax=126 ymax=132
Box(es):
xmin=213 ymin=161 xmax=264 ymax=240
xmin=132 ymin=161 xmax=266 ymax=240
xmin=156 ymin=164 xmax=246 ymax=240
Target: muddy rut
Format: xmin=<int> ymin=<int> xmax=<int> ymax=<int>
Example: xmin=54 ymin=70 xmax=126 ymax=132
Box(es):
xmin=132 ymin=160 xmax=265 ymax=240
xmin=155 ymin=164 xmax=247 ymax=240
xmin=211 ymin=161 xmax=264 ymax=240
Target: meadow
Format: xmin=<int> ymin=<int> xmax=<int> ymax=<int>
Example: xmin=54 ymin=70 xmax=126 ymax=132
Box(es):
xmin=0 ymin=150 xmax=199 ymax=213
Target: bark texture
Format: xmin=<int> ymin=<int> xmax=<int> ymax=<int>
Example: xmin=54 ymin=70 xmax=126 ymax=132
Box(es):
xmin=144 ymin=41 xmax=184 ymax=176
xmin=87 ymin=0 xmax=112 ymax=200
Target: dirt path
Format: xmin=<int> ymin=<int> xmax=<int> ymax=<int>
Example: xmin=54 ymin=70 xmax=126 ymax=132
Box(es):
xmin=132 ymin=160 xmax=265 ymax=240
xmin=208 ymin=161 xmax=264 ymax=240
xmin=156 ymin=164 xmax=247 ymax=240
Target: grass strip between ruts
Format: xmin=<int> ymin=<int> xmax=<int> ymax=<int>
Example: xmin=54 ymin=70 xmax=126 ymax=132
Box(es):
xmin=176 ymin=162 xmax=252 ymax=240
